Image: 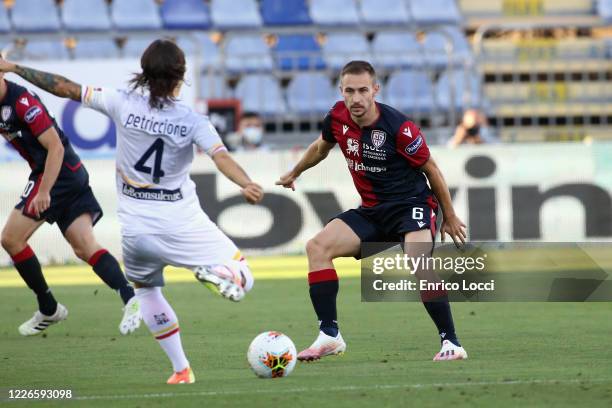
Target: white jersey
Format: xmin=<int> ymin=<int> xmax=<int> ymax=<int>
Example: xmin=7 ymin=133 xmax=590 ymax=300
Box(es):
xmin=81 ymin=86 xmax=227 ymax=236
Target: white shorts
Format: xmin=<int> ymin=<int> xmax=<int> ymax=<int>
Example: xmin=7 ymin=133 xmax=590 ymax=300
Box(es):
xmin=122 ymin=222 xmax=242 ymax=287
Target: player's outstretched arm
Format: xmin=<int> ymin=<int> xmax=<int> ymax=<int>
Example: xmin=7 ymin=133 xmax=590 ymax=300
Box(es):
xmin=0 ymin=59 xmax=81 ymax=101
xmin=212 ymin=150 xmax=263 ymax=204
xmin=420 ymin=157 xmax=467 ymax=246
xmin=275 ymin=137 xmax=335 ymax=191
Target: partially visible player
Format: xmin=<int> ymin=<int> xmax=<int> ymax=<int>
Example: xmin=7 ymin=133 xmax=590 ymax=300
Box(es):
xmin=277 ymin=61 xmax=468 ymax=362
xmin=0 ymin=40 xmax=264 ymax=384
xmin=0 ymin=66 xmax=140 ymax=337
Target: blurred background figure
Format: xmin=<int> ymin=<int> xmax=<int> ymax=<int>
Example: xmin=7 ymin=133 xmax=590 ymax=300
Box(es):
xmin=226 ymin=111 xmax=268 ymax=151
xmin=447 ymin=109 xmax=495 ymax=147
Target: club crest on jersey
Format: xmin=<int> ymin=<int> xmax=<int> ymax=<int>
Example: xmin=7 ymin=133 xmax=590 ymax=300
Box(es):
xmin=24 ymin=106 xmax=42 ymax=123
xmin=1 ymin=105 xmax=11 ymax=121
xmin=405 ymin=135 xmax=423 ymax=155
xmin=371 ymin=130 xmax=386 ymax=148
xmin=346 ymin=138 xmax=359 ymax=156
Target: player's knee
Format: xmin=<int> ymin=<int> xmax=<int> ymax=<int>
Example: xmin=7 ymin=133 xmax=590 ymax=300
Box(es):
xmin=0 ymin=231 xmax=23 ymax=253
xmin=306 ymin=236 xmax=330 ymax=261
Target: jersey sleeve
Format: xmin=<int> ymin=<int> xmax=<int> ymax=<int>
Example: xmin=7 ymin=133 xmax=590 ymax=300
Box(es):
xmin=81 ymin=86 xmax=123 ymax=119
xmin=193 ymin=117 xmax=228 ymax=157
xmin=395 ymin=121 xmax=430 ymax=168
xmin=14 ymin=91 xmax=54 ymax=137
xmin=320 ymin=111 xmax=336 ymax=144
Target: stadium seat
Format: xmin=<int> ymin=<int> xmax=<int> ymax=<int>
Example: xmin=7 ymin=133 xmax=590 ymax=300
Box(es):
xmin=274 ymin=34 xmax=326 ymax=71
xmin=423 ymin=32 xmax=451 ymax=68
xmin=261 ymin=0 xmax=312 ymax=26
xmin=111 ymin=0 xmax=162 ymax=30
xmin=359 ymin=0 xmax=411 ymax=25
xmin=287 ymin=72 xmax=336 ymax=115
xmin=199 ymin=73 xmax=229 ymax=99
xmin=62 ymin=0 xmax=111 ymax=31
xmin=385 ymin=70 xmax=436 ymax=113
xmin=176 ymin=34 xmax=220 ymax=69
xmin=372 ymin=31 xmax=424 ymax=69
xmin=11 ymin=0 xmax=61 ymax=32
xmin=407 ymin=0 xmax=462 ymax=25
xmin=234 ymin=74 xmax=287 ymax=116
xmin=322 ymin=33 xmax=372 ymax=71
xmin=23 ymin=40 xmax=69 ymax=60
xmin=0 ymin=5 xmax=11 ymax=33
xmin=210 ymin=0 xmax=262 ymax=28
xmin=436 ymin=69 xmax=483 ymax=110
xmin=122 ymin=36 xmax=161 ymax=58
xmin=73 ymin=38 xmax=120 ymax=59
xmin=160 ymin=0 xmax=211 ymax=30
xmin=598 ymin=0 xmax=612 ymax=23
xmin=224 ymin=35 xmax=274 ymax=72
xmin=309 ymin=0 xmax=360 ymax=25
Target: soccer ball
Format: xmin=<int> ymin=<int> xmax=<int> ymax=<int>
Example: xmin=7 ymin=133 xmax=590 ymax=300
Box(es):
xmin=247 ymin=331 xmax=297 ymax=378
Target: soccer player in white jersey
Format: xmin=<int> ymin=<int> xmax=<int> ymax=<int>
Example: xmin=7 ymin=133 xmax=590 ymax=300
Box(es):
xmin=0 ymin=40 xmax=264 ymax=384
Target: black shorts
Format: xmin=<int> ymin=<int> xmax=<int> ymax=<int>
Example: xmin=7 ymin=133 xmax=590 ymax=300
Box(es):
xmin=15 ymin=166 xmax=103 ymax=234
xmin=334 ymin=191 xmax=438 ymax=258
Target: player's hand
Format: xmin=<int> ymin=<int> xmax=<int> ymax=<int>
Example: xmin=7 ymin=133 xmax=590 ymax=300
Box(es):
xmin=275 ymin=171 xmax=298 ymax=191
xmin=28 ymin=190 xmax=51 ymax=218
xmin=241 ymin=182 xmax=263 ymax=204
xmin=440 ymin=214 xmax=467 ymax=247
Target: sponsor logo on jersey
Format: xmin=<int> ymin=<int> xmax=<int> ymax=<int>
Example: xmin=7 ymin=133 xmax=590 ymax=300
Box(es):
xmin=405 ymin=135 xmax=423 ymax=156
xmin=18 ymin=97 xmax=29 ymax=106
xmin=342 ymin=124 xmax=349 ymax=135
xmin=1 ymin=105 xmax=11 ymax=122
xmin=402 ymin=126 xmax=413 ymax=138
xmin=371 ymin=130 xmax=386 ymax=148
xmin=346 ymin=158 xmax=387 ymax=173
xmin=122 ymin=183 xmax=183 ymax=202
xmin=346 ymin=138 xmax=359 ymax=156
xmin=24 ymin=106 xmax=42 ymax=123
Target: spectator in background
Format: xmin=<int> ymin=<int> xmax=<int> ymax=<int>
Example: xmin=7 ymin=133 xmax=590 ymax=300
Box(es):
xmin=226 ymin=111 xmax=268 ymax=151
xmin=447 ymin=109 xmax=495 ymax=147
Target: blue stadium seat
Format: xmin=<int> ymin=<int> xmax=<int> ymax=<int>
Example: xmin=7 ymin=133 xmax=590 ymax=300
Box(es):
xmin=359 ymin=0 xmax=411 ymax=25
xmin=12 ymin=0 xmax=61 ymax=32
xmin=261 ymin=0 xmax=312 ymax=26
xmin=322 ymin=33 xmax=371 ymax=70
xmin=211 ymin=0 xmax=262 ymax=28
xmin=62 ymin=0 xmax=111 ymax=31
xmin=234 ymin=74 xmax=287 ymax=116
xmin=199 ymin=74 xmax=229 ymax=99
xmin=111 ymin=0 xmax=162 ymax=30
xmin=73 ymin=38 xmax=120 ymax=59
xmin=408 ymin=0 xmax=462 ymax=25
xmin=423 ymin=32 xmax=451 ymax=68
xmin=24 ymin=40 xmax=69 ymax=60
xmin=122 ymin=36 xmax=160 ymax=58
xmin=372 ymin=31 xmax=423 ymax=69
xmin=176 ymin=34 xmax=220 ymax=69
xmin=385 ymin=70 xmax=436 ymax=113
xmin=224 ymin=35 xmax=274 ymax=72
xmin=274 ymin=34 xmax=326 ymax=71
xmin=598 ymin=0 xmax=612 ymax=23
xmin=310 ymin=0 xmax=360 ymax=25
xmin=287 ymin=72 xmax=336 ymax=115
xmin=0 ymin=5 xmax=11 ymax=33
xmin=161 ymin=0 xmax=211 ymax=30
xmin=436 ymin=70 xmax=483 ymax=110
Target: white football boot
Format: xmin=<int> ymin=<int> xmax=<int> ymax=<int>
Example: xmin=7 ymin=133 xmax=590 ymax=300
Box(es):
xmin=119 ymin=296 xmax=142 ymax=335
xmin=297 ymin=331 xmax=346 ymax=362
xmin=433 ymin=339 xmax=468 ymax=361
xmin=18 ymin=303 xmax=68 ymax=336
xmin=193 ymin=264 xmax=245 ymax=302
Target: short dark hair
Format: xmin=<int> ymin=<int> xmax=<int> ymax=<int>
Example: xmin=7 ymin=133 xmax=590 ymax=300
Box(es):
xmin=340 ymin=60 xmax=376 ymax=82
xmin=241 ymin=111 xmax=261 ymax=120
xmin=129 ymin=39 xmax=186 ymax=110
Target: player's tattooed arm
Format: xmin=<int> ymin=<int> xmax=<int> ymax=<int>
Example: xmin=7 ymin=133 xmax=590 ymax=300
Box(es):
xmin=12 ymin=65 xmax=82 ymax=101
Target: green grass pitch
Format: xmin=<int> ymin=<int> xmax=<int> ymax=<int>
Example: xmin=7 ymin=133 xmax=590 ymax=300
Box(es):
xmin=1 ymin=263 xmax=611 ymax=407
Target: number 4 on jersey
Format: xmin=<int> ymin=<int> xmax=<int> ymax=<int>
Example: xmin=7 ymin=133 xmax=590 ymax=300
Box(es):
xmin=135 ymin=138 xmax=165 ymax=183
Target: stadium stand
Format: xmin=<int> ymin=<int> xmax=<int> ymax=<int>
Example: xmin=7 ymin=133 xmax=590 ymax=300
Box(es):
xmin=122 ymin=35 xmax=163 ymax=58
xmin=309 ymin=0 xmax=360 ymax=25
xmin=598 ymin=0 xmax=612 ymax=22
xmin=322 ymin=33 xmax=372 ymax=70
xmin=359 ymin=0 xmax=412 ymax=25
xmin=234 ymin=73 xmax=287 ymax=116
xmin=22 ymin=39 xmax=70 ymax=60
xmin=72 ymin=38 xmax=120 ymax=59
xmin=385 ymin=70 xmax=437 ymax=114
xmin=160 ymin=0 xmax=211 ymax=30
xmin=286 ymin=72 xmax=336 ymax=115
xmin=111 ymin=0 xmax=162 ymax=30
xmin=261 ymin=0 xmax=312 ymax=26
xmin=62 ymin=0 xmax=112 ymax=32
xmin=0 ymin=5 xmax=9 ymax=33
xmin=274 ymin=34 xmax=326 ymax=71
xmin=199 ymin=73 xmax=229 ymax=99
xmin=176 ymin=34 xmax=221 ymax=69
xmin=408 ymin=0 xmax=463 ymax=25
xmin=371 ymin=31 xmax=424 ymax=69
xmin=211 ymin=0 xmax=262 ymax=29
xmin=11 ymin=0 xmax=61 ymax=32
xmin=224 ymin=34 xmax=274 ymax=72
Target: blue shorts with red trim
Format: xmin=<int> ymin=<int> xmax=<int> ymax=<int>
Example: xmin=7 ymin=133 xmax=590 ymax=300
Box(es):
xmin=334 ymin=191 xmax=438 ymax=257
xmin=15 ymin=164 xmax=103 ymax=234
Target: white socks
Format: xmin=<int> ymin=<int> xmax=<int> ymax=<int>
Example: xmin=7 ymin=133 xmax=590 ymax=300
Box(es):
xmin=136 ymin=287 xmax=189 ymax=373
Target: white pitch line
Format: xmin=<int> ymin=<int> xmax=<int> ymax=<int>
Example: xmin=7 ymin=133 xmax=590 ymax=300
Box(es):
xmin=69 ymin=378 xmax=611 ymax=401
